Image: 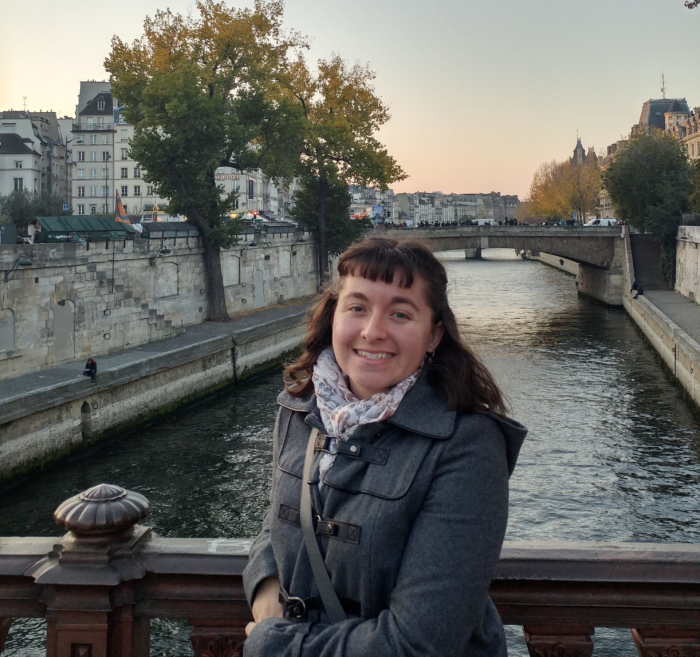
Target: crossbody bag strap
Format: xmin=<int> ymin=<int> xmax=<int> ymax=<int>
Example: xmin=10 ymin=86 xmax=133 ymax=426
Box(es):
xmin=301 ymin=428 xmax=348 ymax=624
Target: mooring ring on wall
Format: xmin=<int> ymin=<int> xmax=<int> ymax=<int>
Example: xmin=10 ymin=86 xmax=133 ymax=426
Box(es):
xmin=92 ymin=402 xmax=99 ymax=410
xmin=200 ymin=289 xmax=205 ymax=294
xmin=104 ymin=333 xmax=111 ymax=340
xmin=199 ymin=307 xmax=203 ymax=313
xmin=274 ymin=277 xmax=278 ymax=281
xmin=104 ymin=309 xmax=111 ymax=316
xmin=241 ymin=283 xmax=246 ymax=287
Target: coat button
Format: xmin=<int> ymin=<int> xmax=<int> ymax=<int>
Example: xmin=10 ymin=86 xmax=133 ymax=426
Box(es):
xmin=350 ymin=445 xmax=358 ymax=453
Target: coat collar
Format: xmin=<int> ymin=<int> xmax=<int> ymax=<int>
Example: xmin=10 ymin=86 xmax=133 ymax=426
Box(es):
xmin=276 ymin=368 xmax=457 ymax=440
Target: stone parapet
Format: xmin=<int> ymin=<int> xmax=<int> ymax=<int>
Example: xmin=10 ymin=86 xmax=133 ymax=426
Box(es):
xmin=0 ymin=232 xmax=317 ymax=380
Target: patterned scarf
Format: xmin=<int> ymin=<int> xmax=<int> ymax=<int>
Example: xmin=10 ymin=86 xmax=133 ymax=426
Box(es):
xmin=311 ymin=347 xmax=421 ymax=483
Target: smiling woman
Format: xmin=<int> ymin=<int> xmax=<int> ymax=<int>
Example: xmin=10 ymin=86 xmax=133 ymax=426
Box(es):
xmin=242 ymin=237 xmax=527 ymax=657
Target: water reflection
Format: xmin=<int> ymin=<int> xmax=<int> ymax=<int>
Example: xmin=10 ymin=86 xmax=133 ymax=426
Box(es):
xmin=1 ymin=249 xmax=698 ymax=656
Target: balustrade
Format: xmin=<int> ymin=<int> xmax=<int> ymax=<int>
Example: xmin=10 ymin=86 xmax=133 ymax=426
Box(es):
xmin=1 ymin=485 xmax=699 ymax=656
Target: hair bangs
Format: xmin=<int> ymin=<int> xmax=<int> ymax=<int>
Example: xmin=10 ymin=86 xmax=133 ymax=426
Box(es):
xmin=338 ymin=242 xmax=417 ymax=288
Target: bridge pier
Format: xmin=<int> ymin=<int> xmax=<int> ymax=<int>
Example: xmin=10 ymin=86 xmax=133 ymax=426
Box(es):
xmin=464 ymin=248 xmax=483 ymax=260
xmin=577 ymin=264 xmax=623 ymax=306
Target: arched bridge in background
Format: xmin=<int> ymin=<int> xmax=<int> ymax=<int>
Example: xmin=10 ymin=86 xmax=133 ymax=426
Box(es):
xmin=382 ymin=226 xmax=624 ymax=305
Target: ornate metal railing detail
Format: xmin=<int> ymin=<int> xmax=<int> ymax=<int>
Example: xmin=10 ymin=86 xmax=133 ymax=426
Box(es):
xmin=1 ymin=485 xmax=700 ymax=656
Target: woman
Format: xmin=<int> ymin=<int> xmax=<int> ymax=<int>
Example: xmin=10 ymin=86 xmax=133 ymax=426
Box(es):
xmin=243 ymin=238 xmax=526 ymax=656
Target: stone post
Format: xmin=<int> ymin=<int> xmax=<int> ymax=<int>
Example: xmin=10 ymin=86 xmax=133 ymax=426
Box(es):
xmin=26 ymin=484 xmax=151 ymax=657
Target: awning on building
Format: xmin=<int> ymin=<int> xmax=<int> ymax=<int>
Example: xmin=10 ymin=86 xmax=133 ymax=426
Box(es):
xmin=36 ymin=216 xmax=137 ymax=241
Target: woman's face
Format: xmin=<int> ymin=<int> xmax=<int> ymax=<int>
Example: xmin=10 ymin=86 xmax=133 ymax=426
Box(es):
xmin=332 ymin=273 xmax=444 ymax=400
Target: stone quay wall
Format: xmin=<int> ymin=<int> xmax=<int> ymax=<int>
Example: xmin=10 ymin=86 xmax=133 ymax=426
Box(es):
xmin=0 ymin=232 xmax=318 ymax=379
xmin=0 ymin=311 xmax=307 ymax=484
xmin=622 ymin=227 xmax=700 ymax=408
xmin=676 ymin=226 xmax=700 ymax=304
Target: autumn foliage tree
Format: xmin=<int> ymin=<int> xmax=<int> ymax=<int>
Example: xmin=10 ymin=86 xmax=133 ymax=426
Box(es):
xmin=105 ymin=0 xmax=304 ymax=320
xmin=283 ymin=55 xmax=406 ymax=282
xmin=528 ymin=158 xmax=600 ymax=221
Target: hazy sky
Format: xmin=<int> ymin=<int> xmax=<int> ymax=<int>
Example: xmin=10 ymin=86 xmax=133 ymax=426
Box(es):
xmin=2 ymin=0 xmax=699 ymax=198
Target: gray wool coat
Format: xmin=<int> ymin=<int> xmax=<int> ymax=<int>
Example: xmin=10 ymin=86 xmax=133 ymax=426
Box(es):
xmin=242 ymin=371 xmax=527 ymax=657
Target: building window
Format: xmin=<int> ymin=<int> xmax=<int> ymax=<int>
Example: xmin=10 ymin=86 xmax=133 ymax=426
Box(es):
xmin=78 ymin=151 xmax=85 ymax=162
xmin=90 ymin=134 xmax=97 ymax=145
xmin=121 ymin=129 xmax=128 ymax=142
xmin=97 ymin=117 xmax=104 ymax=127
xmin=121 ymin=148 xmax=128 ymax=160
xmin=248 ymin=180 xmax=254 ymax=199
xmin=90 ymin=151 xmax=97 ymax=162
xmin=134 ymin=186 xmax=141 ymax=196
xmin=102 ymin=135 xmax=109 ymax=144
xmin=14 ymin=161 xmax=22 ymax=169
xmin=13 ymin=178 xmax=23 ymax=191
xmin=123 ymin=205 xmax=128 ymax=214
xmin=102 ymin=186 xmax=109 ymax=197
xmin=90 ymin=205 xmax=97 ymax=214
xmin=121 ymin=186 xmax=128 ymax=196
xmin=90 ymin=169 xmax=97 ymax=179
xmin=90 ymin=186 xmax=97 ymax=197
xmin=78 ymin=204 xmax=85 ymax=215
xmin=102 ymin=169 xmax=108 ymax=179
xmin=133 ymin=167 xmax=140 ymax=178
xmin=77 ymin=169 xmax=84 ymax=179
xmin=120 ymin=167 xmax=127 ymax=178
xmin=76 ymin=135 xmax=84 ymax=144
xmin=97 ymin=100 xmax=105 ymax=111
xmin=146 ymin=185 xmax=153 ymax=195
xmin=78 ymin=186 xmax=85 ymax=197
xmin=102 ymin=152 xmax=109 ymax=161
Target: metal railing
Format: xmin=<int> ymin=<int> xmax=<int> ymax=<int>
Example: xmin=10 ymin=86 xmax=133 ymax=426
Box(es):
xmin=1 ymin=484 xmax=700 ymax=656
xmin=72 ymin=123 xmax=115 ymax=132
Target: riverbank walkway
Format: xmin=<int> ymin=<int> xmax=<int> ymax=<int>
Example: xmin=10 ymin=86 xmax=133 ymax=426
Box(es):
xmin=644 ymin=289 xmax=700 ymax=345
xmin=0 ymin=296 xmax=315 ymax=404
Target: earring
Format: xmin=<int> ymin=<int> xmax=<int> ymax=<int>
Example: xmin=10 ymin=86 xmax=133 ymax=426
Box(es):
xmin=427 ymin=351 xmax=434 ymax=364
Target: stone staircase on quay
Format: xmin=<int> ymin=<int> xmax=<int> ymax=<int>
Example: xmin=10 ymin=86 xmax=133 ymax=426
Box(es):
xmin=629 ymin=234 xmax=669 ymax=290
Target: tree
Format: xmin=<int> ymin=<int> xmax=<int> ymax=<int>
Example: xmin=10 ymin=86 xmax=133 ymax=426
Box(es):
xmin=105 ymin=0 xmax=304 ymax=320
xmin=528 ymin=159 xmax=600 ymax=221
xmin=690 ymin=159 xmax=700 ymax=212
xmin=284 ymin=54 xmax=406 ymax=283
xmin=0 ymin=190 xmax=65 ymax=228
xmin=290 ymin=175 xmax=370 ymax=256
xmin=603 ymin=129 xmax=692 ymax=283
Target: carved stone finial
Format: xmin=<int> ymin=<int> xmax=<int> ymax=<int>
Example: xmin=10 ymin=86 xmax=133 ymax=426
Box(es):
xmin=54 ymin=484 xmax=150 ymax=538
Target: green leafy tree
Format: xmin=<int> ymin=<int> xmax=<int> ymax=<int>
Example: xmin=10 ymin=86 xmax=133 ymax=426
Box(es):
xmin=0 ymin=190 xmax=64 ymax=228
xmin=689 ymin=159 xmax=700 ymax=213
xmin=290 ymin=176 xmax=369 ymax=256
xmin=105 ymin=0 xmax=305 ymax=320
xmin=603 ymin=129 xmax=691 ymax=283
xmin=285 ymin=54 xmax=406 ymax=282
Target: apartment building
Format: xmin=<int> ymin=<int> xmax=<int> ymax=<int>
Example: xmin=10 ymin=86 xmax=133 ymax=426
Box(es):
xmin=71 ymin=81 xmax=161 ymax=219
xmin=0 ymin=110 xmax=69 ymax=199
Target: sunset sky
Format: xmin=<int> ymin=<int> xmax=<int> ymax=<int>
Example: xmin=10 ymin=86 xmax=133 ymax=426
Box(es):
xmin=2 ymin=0 xmax=699 ymax=199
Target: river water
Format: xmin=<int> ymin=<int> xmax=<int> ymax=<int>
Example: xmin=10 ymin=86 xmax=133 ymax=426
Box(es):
xmin=2 ymin=250 xmax=699 ymax=656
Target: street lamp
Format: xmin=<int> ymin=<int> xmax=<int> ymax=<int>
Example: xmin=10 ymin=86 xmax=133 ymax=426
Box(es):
xmin=104 ymin=152 xmax=111 ymax=215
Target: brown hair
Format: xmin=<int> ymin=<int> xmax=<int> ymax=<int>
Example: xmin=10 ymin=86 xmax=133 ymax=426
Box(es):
xmin=283 ymin=237 xmax=507 ymax=416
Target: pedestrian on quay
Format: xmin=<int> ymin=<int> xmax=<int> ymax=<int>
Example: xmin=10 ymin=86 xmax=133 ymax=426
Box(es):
xmin=243 ymin=237 xmax=527 ymax=657
xmin=82 ymin=358 xmax=97 ymax=383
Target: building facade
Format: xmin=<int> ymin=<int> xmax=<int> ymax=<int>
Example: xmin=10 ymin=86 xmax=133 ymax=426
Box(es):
xmin=0 ymin=111 xmax=70 ymax=199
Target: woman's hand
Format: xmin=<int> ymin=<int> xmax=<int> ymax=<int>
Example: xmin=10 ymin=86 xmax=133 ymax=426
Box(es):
xmin=246 ymin=576 xmax=283 ymax=635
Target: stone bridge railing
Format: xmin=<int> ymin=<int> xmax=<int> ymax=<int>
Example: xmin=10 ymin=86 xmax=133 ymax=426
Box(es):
xmin=1 ymin=484 xmax=699 ymax=657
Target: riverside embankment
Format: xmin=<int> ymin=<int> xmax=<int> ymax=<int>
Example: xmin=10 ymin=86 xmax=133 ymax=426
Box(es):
xmin=0 ymin=298 xmax=312 ymax=485
xmin=535 ymin=227 xmax=700 ymax=410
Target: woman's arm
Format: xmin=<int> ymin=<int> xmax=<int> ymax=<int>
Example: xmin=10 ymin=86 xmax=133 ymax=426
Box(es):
xmin=242 ymin=409 xmax=286 ymax=615
xmin=244 ymin=415 xmax=510 ymax=657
